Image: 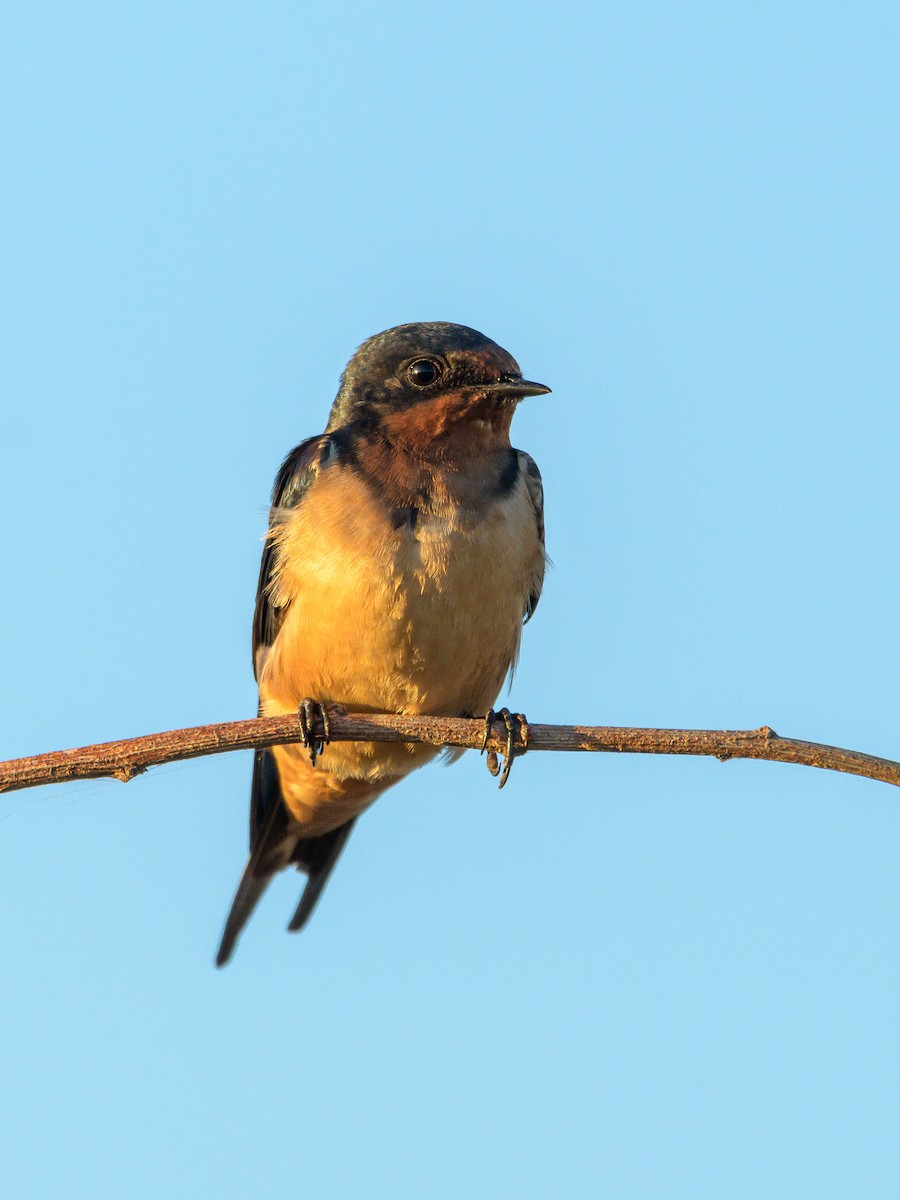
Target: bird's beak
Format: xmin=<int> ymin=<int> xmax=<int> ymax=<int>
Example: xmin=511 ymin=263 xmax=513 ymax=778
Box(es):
xmin=491 ymin=377 xmax=552 ymax=399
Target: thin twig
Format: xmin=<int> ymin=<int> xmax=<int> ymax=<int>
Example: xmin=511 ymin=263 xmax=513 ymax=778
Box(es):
xmin=0 ymin=710 xmax=898 ymax=794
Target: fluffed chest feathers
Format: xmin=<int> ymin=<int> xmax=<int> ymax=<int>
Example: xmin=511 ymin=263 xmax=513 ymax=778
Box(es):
xmin=262 ymin=461 xmax=543 ymax=716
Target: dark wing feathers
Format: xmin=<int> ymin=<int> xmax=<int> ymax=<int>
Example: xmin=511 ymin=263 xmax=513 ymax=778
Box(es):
xmin=250 ymin=435 xmax=330 ymax=844
xmin=517 ymin=450 xmax=545 ymax=623
xmin=217 ymin=432 xmax=357 ymax=967
xmin=252 ymin=434 xmax=330 ymax=679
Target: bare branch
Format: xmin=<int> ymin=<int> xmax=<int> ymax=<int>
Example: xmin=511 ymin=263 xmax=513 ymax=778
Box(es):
xmin=0 ymin=710 xmax=898 ymax=795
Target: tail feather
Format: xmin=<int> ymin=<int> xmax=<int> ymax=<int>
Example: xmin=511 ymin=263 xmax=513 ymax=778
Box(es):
xmin=216 ymin=783 xmax=295 ymax=967
xmin=216 ymin=865 xmax=272 ymax=968
xmin=216 ymin=747 xmax=359 ymax=966
xmin=287 ymin=820 xmax=357 ymax=933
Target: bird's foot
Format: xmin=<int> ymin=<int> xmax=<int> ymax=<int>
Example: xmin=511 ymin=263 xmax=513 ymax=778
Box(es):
xmin=480 ymin=708 xmax=530 ymax=789
xmin=297 ymin=699 xmax=332 ymax=767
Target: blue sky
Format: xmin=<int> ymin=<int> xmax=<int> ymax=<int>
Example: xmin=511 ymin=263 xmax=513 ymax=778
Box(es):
xmin=2 ymin=2 xmax=899 ymax=1196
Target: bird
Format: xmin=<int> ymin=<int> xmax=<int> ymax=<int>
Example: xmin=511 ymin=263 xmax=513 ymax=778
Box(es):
xmin=216 ymin=321 xmax=549 ymax=966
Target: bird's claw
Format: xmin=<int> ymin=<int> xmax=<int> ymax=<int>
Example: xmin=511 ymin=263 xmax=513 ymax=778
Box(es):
xmin=480 ymin=708 xmax=530 ymax=789
xmin=298 ymin=699 xmax=331 ymax=767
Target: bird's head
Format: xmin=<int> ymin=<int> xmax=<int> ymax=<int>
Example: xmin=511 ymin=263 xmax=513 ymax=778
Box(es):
xmin=326 ymin=322 xmax=550 ymax=454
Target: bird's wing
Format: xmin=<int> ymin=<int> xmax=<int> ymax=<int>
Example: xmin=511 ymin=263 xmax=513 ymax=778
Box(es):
xmin=250 ymin=434 xmax=335 ymax=847
xmin=517 ymin=451 xmax=546 ymax=622
xmin=217 ymin=432 xmax=354 ymax=967
xmin=252 ymin=434 xmax=333 ymax=681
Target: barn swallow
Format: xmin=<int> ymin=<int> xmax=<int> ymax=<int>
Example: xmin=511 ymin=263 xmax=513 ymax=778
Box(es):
xmin=216 ymin=322 xmax=549 ymax=966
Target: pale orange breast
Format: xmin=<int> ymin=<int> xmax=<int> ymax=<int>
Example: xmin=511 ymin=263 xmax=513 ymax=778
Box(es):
xmin=258 ymin=461 xmax=543 ymax=823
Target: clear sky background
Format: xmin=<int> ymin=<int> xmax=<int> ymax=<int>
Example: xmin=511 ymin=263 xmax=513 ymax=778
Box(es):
xmin=2 ymin=3 xmax=898 ymax=1196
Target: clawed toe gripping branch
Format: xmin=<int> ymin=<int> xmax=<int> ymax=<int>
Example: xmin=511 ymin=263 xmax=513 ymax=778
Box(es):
xmin=298 ymin=699 xmax=332 ymax=767
xmin=481 ymin=708 xmax=530 ymax=788
xmin=0 ymin=712 xmax=899 ymax=795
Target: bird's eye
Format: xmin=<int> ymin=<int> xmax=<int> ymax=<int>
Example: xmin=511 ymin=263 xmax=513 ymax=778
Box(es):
xmin=407 ymin=359 xmax=440 ymax=387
